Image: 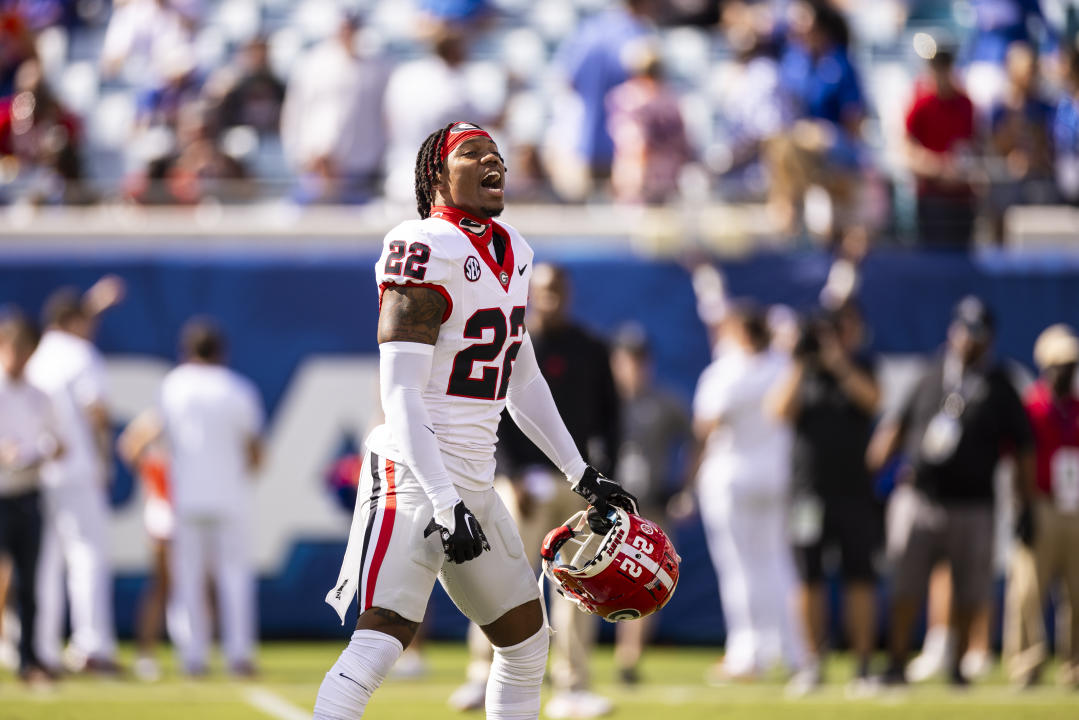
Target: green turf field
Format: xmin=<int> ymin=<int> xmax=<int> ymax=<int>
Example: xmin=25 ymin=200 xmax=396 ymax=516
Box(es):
xmin=0 ymin=642 xmax=1076 ymax=719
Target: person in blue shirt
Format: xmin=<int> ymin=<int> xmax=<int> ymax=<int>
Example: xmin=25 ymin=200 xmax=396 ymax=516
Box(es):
xmin=554 ymin=0 xmax=654 ymax=199
xmin=767 ymin=0 xmax=867 ymax=241
xmin=963 ymin=0 xmax=1055 ymax=111
xmin=1054 ymin=48 xmax=1079 ymax=202
xmin=986 ymin=41 xmax=1058 ymax=243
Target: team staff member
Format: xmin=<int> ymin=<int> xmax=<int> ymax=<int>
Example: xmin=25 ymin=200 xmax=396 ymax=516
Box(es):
xmin=686 ymin=304 xmax=807 ymax=682
xmin=868 ymin=296 xmax=1035 ymax=685
xmin=1005 ymin=324 xmax=1079 ymax=686
xmin=120 ymin=319 xmax=264 ymax=675
xmin=609 ymin=324 xmax=690 ymax=686
xmin=27 ymin=288 xmax=120 ymax=673
xmin=0 ymin=310 xmax=62 ymax=684
xmin=314 ymin=122 xmax=636 ymax=720
xmin=770 ymin=300 xmax=881 ymax=692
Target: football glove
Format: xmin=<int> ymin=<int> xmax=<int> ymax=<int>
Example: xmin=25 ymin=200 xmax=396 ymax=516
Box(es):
xmin=572 ymin=466 xmax=639 ymax=533
xmin=431 ymin=501 xmax=490 ymax=564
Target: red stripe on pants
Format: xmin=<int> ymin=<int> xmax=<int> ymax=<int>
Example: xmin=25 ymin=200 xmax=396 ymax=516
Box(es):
xmin=364 ymin=459 xmax=397 ymax=610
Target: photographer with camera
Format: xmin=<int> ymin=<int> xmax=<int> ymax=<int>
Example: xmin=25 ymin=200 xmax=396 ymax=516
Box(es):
xmin=769 ymin=300 xmax=881 ymax=694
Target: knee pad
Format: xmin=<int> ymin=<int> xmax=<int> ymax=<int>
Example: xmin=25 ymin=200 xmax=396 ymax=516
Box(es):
xmin=313 ymin=629 xmax=402 ymax=720
xmin=486 ymin=627 xmax=549 ymax=720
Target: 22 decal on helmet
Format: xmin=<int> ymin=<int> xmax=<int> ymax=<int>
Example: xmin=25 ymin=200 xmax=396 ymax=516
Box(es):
xmin=540 ymin=507 xmax=680 ymax=622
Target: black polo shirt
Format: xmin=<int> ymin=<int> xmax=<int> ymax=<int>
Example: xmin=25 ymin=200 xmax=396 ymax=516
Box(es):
xmin=496 ymin=323 xmax=621 ymax=477
xmin=791 ymin=353 xmax=877 ymax=500
xmin=899 ymin=355 xmax=1033 ymax=504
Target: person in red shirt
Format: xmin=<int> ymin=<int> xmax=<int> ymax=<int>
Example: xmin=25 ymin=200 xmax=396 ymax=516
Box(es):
xmin=1005 ymin=324 xmax=1079 ymax=687
xmin=903 ymin=44 xmax=978 ymax=248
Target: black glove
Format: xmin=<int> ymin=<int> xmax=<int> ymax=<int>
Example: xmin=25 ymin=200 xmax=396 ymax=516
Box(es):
xmin=1015 ymin=502 xmax=1036 ymax=547
xmin=431 ymin=501 xmax=490 ymax=564
xmin=573 ymin=466 xmax=639 ymax=533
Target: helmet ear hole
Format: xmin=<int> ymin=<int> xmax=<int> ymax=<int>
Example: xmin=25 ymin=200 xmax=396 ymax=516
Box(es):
xmin=541 ymin=508 xmax=681 ymax=623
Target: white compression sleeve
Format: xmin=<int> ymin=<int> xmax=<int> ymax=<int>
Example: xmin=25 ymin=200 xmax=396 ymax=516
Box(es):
xmin=485 ymin=627 xmax=549 ymax=720
xmin=505 ymin=333 xmax=588 ymax=484
xmin=313 ymin=629 xmax=403 ymax=719
xmin=380 ymin=341 xmax=461 ymax=514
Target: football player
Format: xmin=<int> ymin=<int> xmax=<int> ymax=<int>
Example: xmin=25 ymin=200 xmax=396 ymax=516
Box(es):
xmin=314 ymin=121 xmax=637 ymax=720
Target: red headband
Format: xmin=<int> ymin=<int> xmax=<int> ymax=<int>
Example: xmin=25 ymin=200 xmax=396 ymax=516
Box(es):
xmin=441 ymin=122 xmax=492 ymax=161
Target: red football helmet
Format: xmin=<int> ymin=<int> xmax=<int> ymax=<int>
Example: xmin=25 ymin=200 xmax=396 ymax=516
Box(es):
xmin=540 ymin=507 xmax=680 ymax=622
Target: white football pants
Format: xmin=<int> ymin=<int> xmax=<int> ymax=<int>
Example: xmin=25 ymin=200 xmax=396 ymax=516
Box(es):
xmin=169 ymin=513 xmax=256 ymax=670
xmin=35 ymin=482 xmax=116 ymax=666
xmin=699 ymin=483 xmax=805 ymax=674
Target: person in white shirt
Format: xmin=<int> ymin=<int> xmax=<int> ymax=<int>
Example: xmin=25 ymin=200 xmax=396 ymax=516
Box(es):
xmin=0 ymin=310 xmax=63 ymax=684
xmin=124 ymin=318 xmax=264 ymax=675
xmin=26 ymin=290 xmax=119 ymax=674
xmin=280 ymin=10 xmax=389 ymax=204
xmin=381 ymin=27 xmax=503 ymax=204
xmin=682 ymin=304 xmax=806 ymax=682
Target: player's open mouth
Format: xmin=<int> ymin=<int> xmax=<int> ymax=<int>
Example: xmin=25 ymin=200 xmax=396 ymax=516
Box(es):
xmin=481 ymin=171 xmax=504 ymax=197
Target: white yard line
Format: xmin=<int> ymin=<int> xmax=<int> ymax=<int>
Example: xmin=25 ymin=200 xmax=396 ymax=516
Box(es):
xmin=242 ymin=686 xmax=311 ymax=720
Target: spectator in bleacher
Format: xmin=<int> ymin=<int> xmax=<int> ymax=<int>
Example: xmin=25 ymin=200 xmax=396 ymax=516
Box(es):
xmin=963 ymin=0 xmax=1053 ymax=113
xmin=100 ymin=0 xmax=201 ymax=89
xmin=769 ymin=299 xmax=881 ymax=694
xmin=416 ymin=0 xmax=491 ymax=27
xmin=684 ymin=302 xmax=807 ymax=683
xmin=6 ymin=0 xmax=77 ymax=31
xmin=767 ymin=0 xmax=866 ymax=240
xmin=383 ymin=25 xmax=496 ymax=205
xmin=608 ymin=324 xmax=691 ymax=684
xmin=550 ymin=0 xmax=655 ymax=201
xmin=986 ymin=42 xmax=1057 ymax=243
xmin=1052 ymin=48 xmax=1079 ymax=202
xmin=207 ymin=37 xmax=285 ymax=138
xmin=867 ymin=296 xmax=1036 ymax=686
xmin=127 ymin=100 xmax=249 ymax=205
xmin=606 ymin=44 xmax=691 ymax=205
xmin=714 ymin=6 xmax=787 ymax=200
xmin=0 ymin=5 xmax=36 ymax=97
xmin=135 ymin=45 xmax=203 ymax=133
xmin=0 ymin=58 xmax=90 ymax=204
xmin=903 ymin=42 xmax=978 ymax=248
xmin=281 ymin=9 xmax=388 ymax=204
xmin=1004 ymin=324 xmax=1079 ymax=687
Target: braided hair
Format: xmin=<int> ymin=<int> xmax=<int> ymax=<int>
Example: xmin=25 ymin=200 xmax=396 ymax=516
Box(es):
xmin=414 ymin=122 xmax=456 ymax=219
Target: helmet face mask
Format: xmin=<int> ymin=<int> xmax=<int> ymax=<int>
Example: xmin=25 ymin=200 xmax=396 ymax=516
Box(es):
xmin=541 ymin=506 xmax=680 ymax=622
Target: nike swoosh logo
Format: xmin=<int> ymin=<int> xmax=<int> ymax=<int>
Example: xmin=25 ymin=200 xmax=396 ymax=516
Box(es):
xmin=339 ymin=672 xmax=364 ymax=688
xmin=423 ymin=425 xmax=435 ymax=434
xmin=518 ymin=264 xmax=527 ymax=276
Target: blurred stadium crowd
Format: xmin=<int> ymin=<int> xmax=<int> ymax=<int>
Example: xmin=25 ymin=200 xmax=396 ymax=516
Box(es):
xmin=2 ymin=0 xmax=1079 ymax=249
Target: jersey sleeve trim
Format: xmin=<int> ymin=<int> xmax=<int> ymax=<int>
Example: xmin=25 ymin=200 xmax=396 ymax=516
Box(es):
xmin=378 ymin=281 xmax=453 ymax=324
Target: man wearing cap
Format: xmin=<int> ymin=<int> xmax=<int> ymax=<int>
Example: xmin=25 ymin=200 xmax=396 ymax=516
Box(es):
xmin=868 ymin=296 xmax=1035 ymax=685
xmin=1004 ymin=324 xmax=1079 ymax=687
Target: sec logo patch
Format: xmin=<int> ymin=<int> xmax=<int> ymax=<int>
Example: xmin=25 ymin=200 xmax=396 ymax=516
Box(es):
xmin=464 ymin=256 xmax=482 ymax=282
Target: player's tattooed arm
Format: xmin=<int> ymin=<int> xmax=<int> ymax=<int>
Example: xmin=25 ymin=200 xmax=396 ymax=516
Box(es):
xmin=377 ymin=285 xmax=447 ymax=345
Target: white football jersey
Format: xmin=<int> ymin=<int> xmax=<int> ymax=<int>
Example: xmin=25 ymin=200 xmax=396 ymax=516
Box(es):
xmin=365 ymin=207 xmax=534 ymax=491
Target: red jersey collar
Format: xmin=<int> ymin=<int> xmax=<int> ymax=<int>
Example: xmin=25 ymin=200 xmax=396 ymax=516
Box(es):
xmin=429 ymin=205 xmax=514 ymax=292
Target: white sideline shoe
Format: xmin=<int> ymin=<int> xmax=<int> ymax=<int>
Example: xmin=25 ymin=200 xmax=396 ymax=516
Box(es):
xmin=544 ymin=690 xmax=613 ymax=719
xmin=448 ymin=680 xmax=487 ymax=712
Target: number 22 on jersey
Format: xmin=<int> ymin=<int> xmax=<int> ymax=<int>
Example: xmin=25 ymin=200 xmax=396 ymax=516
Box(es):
xmin=448 ymin=306 xmax=525 ymax=401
